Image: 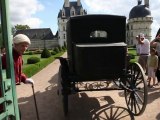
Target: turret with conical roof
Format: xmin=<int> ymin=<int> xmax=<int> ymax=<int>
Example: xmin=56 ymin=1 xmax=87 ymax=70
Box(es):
xmin=126 ymin=0 xmax=153 ymax=45
xmin=129 ymin=0 xmax=151 ymax=19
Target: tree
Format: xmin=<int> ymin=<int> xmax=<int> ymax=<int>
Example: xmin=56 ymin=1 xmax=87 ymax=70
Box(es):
xmin=11 ymin=26 xmax=16 ymax=35
xmin=0 ymin=24 xmax=2 ymax=46
xmin=15 ymin=24 xmax=30 ymax=30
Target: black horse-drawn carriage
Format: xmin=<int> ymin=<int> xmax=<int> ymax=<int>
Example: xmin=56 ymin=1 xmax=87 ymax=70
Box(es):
xmin=57 ymin=14 xmax=147 ymax=116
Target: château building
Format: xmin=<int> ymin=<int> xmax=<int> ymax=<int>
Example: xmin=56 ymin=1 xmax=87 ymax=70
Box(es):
xmin=126 ymin=0 xmax=153 ymax=45
xmin=58 ymin=0 xmax=87 ymax=46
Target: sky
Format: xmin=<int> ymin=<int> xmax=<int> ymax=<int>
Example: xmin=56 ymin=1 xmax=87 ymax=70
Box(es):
xmin=9 ymin=0 xmax=160 ymax=39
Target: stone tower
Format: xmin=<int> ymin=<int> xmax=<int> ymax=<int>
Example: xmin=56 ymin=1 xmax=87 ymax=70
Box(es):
xmin=57 ymin=0 xmax=87 ymax=46
xmin=126 ymin=0 xmax=153 ymax=45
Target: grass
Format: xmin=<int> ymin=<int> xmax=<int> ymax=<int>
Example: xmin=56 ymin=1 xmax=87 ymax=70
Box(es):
xmin=128 ymin=48 xmax=138 ymax=63
xmin=22 ymin=54 xmax=48 ymax=67
xmin=22 ymin=52 xmax=65 ymax=77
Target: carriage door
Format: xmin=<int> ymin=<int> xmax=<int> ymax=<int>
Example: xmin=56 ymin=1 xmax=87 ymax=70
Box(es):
xmin=0 ymin=0 xmax=20 ymax=120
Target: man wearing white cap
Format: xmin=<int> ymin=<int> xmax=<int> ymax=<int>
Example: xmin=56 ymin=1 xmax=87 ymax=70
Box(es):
xmin=2 ymin=34 xmax=34 ymax=85
xmin=137 ymin=33 xmax=150 ymax=73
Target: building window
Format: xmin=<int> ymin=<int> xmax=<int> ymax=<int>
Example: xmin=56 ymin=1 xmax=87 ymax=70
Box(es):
xmin=63 ymin=34 xmax=66 ymax=39
xmin=62 ymin=12 xmax=64 ymax=16
xmin=81 ymin=11 xmax=83 ymax=15
xmin=72 ymin=11 xmax=74 ymax=16
xmin=62 ymin=9 xmax=65 ymax=17
xmin=63 ymin=26 xmax=65 ymax=31
xmin=80 ymin=8 xmax=83 ymax=15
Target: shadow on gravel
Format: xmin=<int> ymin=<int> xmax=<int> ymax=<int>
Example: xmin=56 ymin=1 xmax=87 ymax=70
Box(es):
xmin=64 ymin=92 xmax=134 ymax=120
xmin=18 ymin=73 xmax=65 ymax=120
xmin=147 ymin=87 xmax=160 ymax=104
xmin=156 ymin=113 xmax=160 ymax=120
xmin=18 ymin=72 xmax=135 ymax=120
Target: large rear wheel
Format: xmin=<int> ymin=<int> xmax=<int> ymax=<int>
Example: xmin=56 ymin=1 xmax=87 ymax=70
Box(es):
xmin=124 ymin=62 xmax=148 ymax=116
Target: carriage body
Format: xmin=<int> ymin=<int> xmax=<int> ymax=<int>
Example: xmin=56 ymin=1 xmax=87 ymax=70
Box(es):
xmin=58 ymin=14 xmax=147 ymax=116
xmin=66 ymin=15 xmax=127 ymax=81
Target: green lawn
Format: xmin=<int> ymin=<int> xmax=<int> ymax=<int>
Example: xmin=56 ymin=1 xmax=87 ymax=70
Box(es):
xmin=128 ymin=48 xmax=137 ymax=55
xmin=22 ymin=52 xmax=65 ymax=77
xmin=22 ymin=54 xmax=52 ymax=67
xmin=128 ymin=48 xmax=138 ymax=63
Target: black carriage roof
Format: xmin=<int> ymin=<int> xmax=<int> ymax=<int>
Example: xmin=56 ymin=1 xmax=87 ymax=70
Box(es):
xmin=69 ymin=14 xmax=126 ymax=20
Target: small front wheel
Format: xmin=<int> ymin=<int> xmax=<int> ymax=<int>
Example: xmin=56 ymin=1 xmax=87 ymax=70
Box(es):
xmin=57 ymin=65 xmax=69 ymax=116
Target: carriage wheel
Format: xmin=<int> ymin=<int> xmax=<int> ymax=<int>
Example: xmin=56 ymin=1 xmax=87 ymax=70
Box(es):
xmin=58 ymin=65 xmax=69 ymax=116
xmin=124 ymin=62 xmax=148 ymax=116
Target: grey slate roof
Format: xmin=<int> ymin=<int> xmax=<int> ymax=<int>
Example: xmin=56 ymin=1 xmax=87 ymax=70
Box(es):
xmin=58 ymin=1 xmax=87 ymax=18
xmin=15 ymin=28 xmax=55 ymax=40
xmin=129 ymin=4 xmax=151 ymax=19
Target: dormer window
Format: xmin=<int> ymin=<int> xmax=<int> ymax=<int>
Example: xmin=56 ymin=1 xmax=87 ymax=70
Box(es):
xmin=71 ymin=11 xmax=75 ymax=16
xmin=62 ymin=9 xmax=65 ymax=17
xmin=80 ymin=8 xmax=83 ymax=15
xmin=70 ymin=7 xmax=75 ymax=16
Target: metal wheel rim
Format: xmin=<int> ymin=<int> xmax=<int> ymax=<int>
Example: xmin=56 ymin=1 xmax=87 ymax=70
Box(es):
xmin=124 ymin=62 xmax=148 ymax=116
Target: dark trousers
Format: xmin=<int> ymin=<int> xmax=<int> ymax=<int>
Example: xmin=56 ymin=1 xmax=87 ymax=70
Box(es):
xmin=156 ymin=56 xmax=160 ymax=82
xmin=156 ymin=69 xmax=160 ymax=82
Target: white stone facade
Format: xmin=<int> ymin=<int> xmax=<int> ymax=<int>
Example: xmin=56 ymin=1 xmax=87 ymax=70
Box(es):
xmin=29 ymin=39 xmax=58 ymax=50
xmin=127 ymin=17 xmax=153 ymax=45
xmin=58 ymin=0 xmax=87 ymax=47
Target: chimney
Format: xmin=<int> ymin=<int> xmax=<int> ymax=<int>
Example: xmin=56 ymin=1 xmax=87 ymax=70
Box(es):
xmin=64 ymin=0 xmax=69 ymax=7
xmin=144 ymin=0 xmax=149 ymax=7
xmin=138 ymin=0 xmax=142 ymax=5
xmin=77 ymin=0 xmax=81 ymax=6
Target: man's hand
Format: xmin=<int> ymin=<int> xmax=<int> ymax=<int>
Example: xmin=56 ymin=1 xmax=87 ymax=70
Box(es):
xmin=25 ymin=78 xmax=34 ymax=84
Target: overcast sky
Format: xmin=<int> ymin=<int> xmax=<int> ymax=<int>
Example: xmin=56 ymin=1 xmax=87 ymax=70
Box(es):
xmin=9 ymin=0 xmax=160 ymax=39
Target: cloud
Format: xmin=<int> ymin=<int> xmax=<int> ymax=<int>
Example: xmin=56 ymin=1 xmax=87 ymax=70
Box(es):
xmin=9 ymin=0 xmax=44 ymax=28
xmin=83 ymin=0 xmax=160 ymax=39
xmin=83 ymin=0 xmax=135 ymax=15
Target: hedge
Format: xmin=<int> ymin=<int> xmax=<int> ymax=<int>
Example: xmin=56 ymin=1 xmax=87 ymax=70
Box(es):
xmin=23 ymin=52 xmax=64 ymax=77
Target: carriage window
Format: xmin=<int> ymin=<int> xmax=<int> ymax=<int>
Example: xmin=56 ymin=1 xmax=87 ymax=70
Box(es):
xmin=90 ymin=30 xmax=107 ymax=38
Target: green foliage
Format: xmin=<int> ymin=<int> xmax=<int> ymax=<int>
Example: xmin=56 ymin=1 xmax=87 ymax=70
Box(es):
xmin=15 ymin=24 xmax=30 ymax=30
xmin=53 ymin=47 xmax=60 ymax=53
xmin=62 ymin=46 xmax=67 ymax=51
xmin=51 ymin=51 xmax=57 ymax=55
xmin=29 ymin=51 xmax=34 ymax=55
xmin=34 ymin=50 xmax=42 ymax=54
xmin=27 ymin=57 xmax=40 ymax=64
xmin=128 ymin=53 xmax=135 ymax=59
xmin=41 ymin=48 xmax=51 ymax=58
xmin=128 ymin=48 xmax=137 ymax=56
xmin=23 ymin=52 xmax=64 ymax=77
xmin=128 ymin=48 xmax=138 ymax=63
xmin=58 ymin=46 xmax=63 ymax=52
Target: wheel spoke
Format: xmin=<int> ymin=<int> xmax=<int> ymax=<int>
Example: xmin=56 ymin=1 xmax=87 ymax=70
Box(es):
xmin=133 ymin=96 xmax=137 ymax=114
xmin=127 ymin=92 xmax=132 ymax=106
xmin=135 ymin=88 xmax=144 ymax=93
xmin=134 ymin=91 xmax=144 ymax=104
xmin=135 ymin=79 xmax=143 ymax=86
xmin=134 ymin=94 xmax=141 ymax=112
xmin=125 ymin=62 xmax=147 ymax=115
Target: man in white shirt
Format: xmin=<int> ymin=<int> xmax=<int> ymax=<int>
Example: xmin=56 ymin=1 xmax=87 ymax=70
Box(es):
xmin=137 ymin=33 xmax=150 ymax=73
xmin=136 ymin=35 xmax=140 ymax=55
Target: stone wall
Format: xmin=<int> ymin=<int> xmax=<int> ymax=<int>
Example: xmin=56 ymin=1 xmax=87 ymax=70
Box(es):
xmin=28 ymin=39 xmax=59 ymax=50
